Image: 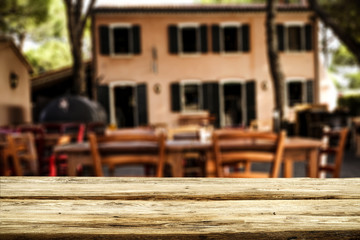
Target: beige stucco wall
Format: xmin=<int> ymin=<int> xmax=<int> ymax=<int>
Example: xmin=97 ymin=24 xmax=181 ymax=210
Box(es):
xmin=94 ymin=11 xmax=316 ymax=127
xmin=0 ymin=42 xmax=32 ymax=126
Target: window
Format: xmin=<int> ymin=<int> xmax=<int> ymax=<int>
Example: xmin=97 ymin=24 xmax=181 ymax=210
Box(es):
xmin=223 ymin=26 xmax=240 ymax=52
xmin=212 ymin=23 xmax=250 ymax=53
xmin=113 ymin=27 xmax=130 ymax=54
xmin=168 ymin=24 xmax=208 ymax=54
xmin=181 ymin=26 xmax=198 ymax=53
xmin=286 ymin=79 xmax=314 ymax=107
xmin=98 ymin=24 xmax=141 ymax=56
xmin=287 ymin=25 xmax=302 ymax=51
xmin=219 ymin=80 xmax=256 ymax=127
xmin=181 ymin=81 xmax=202 ymax=111
xmin=287 ymin=81 xmax=303 ymax=107
xmin=277 ymin=23 xmax=313 ymax=52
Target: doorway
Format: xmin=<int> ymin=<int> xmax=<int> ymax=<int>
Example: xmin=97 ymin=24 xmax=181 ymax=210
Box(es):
xmin=222 ymin=83 xmax=243 ymax=127
xmin=114 ymin=86 xmax=136 ymax=128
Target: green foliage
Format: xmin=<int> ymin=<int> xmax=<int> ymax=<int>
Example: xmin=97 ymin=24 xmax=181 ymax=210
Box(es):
xmin=332 ymin=45 xmax=357 ymax=67
xmin=330 ymin=45 xmax=359 ymax=90
xmin=346 ymin=73 xmax=360 ymax=89
xmin=25 ymin=40 xmax=72 ymax=75
xmin=30 ymin=0 xmax=68 ymax=42
xmin=0 ymin=0 xmax=51 ymax=45
xmin=337 ymin=94 xmax=360 ymax=116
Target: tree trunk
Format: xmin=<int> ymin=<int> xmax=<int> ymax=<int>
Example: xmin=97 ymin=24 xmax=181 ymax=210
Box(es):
xmin=266 ymin=0 xmax=285 ymax=132
xmin=64 ymin=0 xmax=96 ymax=96
xmin=71 ymin=35 xmax=85 ymax=95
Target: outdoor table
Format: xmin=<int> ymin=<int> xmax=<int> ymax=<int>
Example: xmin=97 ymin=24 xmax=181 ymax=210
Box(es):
xmin=1 ymin=177 xmax=360 ymax=239
xmin=54 ymin=137 xmax=322 ymax=177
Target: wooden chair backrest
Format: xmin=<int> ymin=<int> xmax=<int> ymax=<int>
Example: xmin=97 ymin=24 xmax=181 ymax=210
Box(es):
xmin=88 ymin=132 xmax=166 ymax=177
xmin=318 ymin=127 xmax=349 ymax=178
xmin=213 ymin=130 xmax=286 ymax=178
xmin=4 ymin=132 xmax=38 ymax=176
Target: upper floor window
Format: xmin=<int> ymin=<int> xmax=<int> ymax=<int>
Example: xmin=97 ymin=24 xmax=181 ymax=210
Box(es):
xmin=98 ymin=24 xmax=141 ymax=56
xmin=168 ymin=23 xmax=208 ymax=55
xmin=212 ymin=23 xmax=250 ymax=53
xmin=277 ymin=23 xmax=313 ymax=52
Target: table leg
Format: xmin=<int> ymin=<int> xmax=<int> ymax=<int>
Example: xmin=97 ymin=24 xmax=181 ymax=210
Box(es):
xmin=166 ymin=152 xmax=183 ymax=177
xmin=66 ymin=154 xmax=92 ymax=176
xmin=307 ymin=149 xmax=319 ymax=178
xmin=283 ymin=158 xmax=293 ymax=178
xmin=206 ymin=151 xmax=216 ymax=177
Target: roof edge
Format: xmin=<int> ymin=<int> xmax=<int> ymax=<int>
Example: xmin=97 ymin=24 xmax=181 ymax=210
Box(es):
xmin=0 ymin=36 xmax=33 ymax=74
xmin=93 ymin=4 xmax=311 ymax=14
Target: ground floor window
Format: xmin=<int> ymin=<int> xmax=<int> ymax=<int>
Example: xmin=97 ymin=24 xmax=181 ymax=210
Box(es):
xmin=181 ymin=80 xmax=202 ymax=112
xmin=286 ymin=79 xmax=314 ymax=107
xmin=171 ymin=80 xmax=256 ymax=128
xmin=96 ymin=82 xmax=148 ymax=128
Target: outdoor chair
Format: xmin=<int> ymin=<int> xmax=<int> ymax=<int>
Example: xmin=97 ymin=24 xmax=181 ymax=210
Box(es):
xmin=318 ymin=127 xmax=349 ymax=178
xmin=88 ymin=132 xmax=166 ymax=177
xmin=42 ymin=123 xmax=85 ymax=176
xmin=213 ymin=129 xmax=286 ymax=178
xmin=3 ymin=132 xmax=38 ymax=176
xmin=17 ymin=124 xmax=47 ymax=175
xmin=167 ymin=125 xmax=208 ymax=177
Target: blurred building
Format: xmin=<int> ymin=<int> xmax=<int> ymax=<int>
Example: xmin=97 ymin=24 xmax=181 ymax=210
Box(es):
xmin=0 ymin=37 xmax=33 ymax=126
xmin=92 ymin=3 xmax=330 ymax=129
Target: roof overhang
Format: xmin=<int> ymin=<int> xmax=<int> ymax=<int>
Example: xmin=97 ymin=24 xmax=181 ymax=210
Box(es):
xmin=31 ymin=61 xmax=91 ymax=91
xmin=0 ymin=36 xmax=33 ymax=74
xmin=93 ymin=4 xmax=312 ymax=15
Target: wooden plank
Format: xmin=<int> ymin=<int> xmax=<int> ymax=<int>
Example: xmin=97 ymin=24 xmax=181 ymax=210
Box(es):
xmin=1 ymin=177 xmax=360 ymax=239
xmin=1 ymin=199 xmax=360 ymax=239
xmin=1 ymin=177 xmax=360 ymax=200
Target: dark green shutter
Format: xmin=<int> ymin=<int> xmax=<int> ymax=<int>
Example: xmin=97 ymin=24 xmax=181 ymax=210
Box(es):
xmin=246 ymin=81 xmax=256 ymax=127
xmin=305 ymin=24 xmax=313 ymax=51
xmin=306 ymin=80 xmax=314 ymax=104
xmin=99 ymin=25 xmax=110 ymax=55
xmin=242 ymin=24 xmax=250 ymax=52
xmin=170 ymin=83 xmax=180 ymax=112
xmin=137 ymin=83 xmax=148 ymax=126
xmin=97 ymin=85 xmax=110 ymax=123
xmin=168 ymin=25 xmax=178 ymax=54
xmin=132 ymin=25 xmax=141 ymax=54
xmin=276 ymin=24 xmax=285 ymax=52
xmin=200 ymin=24 xmax=208 ymax=53
xmin=202 ymin=82 xmax=220 ymax=128
xmin=211 ymin=24 xmax=220 ymax=53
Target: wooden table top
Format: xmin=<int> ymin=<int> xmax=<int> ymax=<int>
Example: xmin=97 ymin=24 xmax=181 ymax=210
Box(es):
xmin=1 ymin=177 xmax=360 ymax=239
xmin=54 ymin=137 xmax=322 ymax=154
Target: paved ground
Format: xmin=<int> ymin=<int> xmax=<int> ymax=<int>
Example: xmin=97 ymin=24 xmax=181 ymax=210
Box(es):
xmin=95 ymin=149 xmax=360 ymax=178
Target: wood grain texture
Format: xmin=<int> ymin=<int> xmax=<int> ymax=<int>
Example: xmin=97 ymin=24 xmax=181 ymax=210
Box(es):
xmin=1 ymin=177 xmax=360 ymax=239
xmin=1 ymin=177 xmax=359 ymax=200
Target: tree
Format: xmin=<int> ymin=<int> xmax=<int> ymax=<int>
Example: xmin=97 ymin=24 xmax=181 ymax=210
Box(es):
xmin=24 ymin=0 xmax=72 ymax=75
xmin=330 ymin=45 xmax=360 ymax=90
xmin=309 ymin=0 xmax=360 ymax=65
xmin=0 ymin=0 xmax=51 ymax=50
xmin=265 ymin=0 xmax=285 ymax=131
xmin=63 ymin=0 xmax=96 ymax=96
xmin=26 ymin=40 xmax=72 ymax=75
